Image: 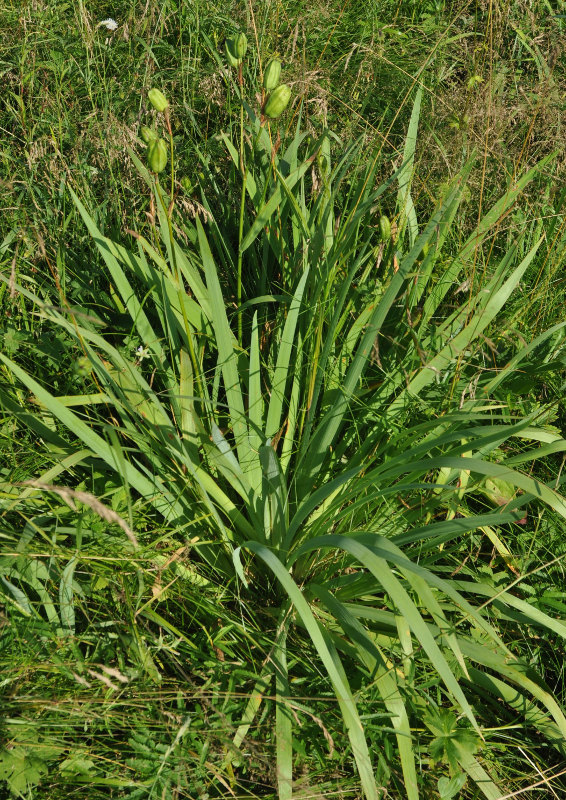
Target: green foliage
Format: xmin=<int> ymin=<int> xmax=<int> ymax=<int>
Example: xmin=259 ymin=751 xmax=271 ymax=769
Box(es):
xmin=0 ymin=747 xmax=50 ymax=797
xmin=125 ymin=724 xmax=201 ymax=800
xmin=438 ymin=773 xmax=467 ymax=800
xmin=0 ymin=731 xmax=62 ymax=797
xmin=426 ymin=708 xmax=479 ymax=774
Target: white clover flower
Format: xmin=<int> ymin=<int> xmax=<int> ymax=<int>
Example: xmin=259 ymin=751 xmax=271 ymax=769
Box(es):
xmin=98 ymin=18 xmax=118 ymax=31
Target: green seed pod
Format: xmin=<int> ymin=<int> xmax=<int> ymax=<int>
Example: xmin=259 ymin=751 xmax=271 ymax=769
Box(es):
xmin=264 ymin=84 xmax=291 ymax=119
xmin=147 ymin=138 xmax=168 ymax=173
xmin=263 ymin=59 xmax=282 ymax=91
xmin=148 ymin=88 xmax=169 ymax=113
xmin=180 ymin=176 xmax=193 ymax=193
xmin=225 ymin=41 xmax=241 ymax=68
xmin=226 ymin=32 xmax=248 ymax=60
xmin=379 ymin=215 xmax=391 ymax=241
xmin=140 ymin=126 xmax=158 ymax=145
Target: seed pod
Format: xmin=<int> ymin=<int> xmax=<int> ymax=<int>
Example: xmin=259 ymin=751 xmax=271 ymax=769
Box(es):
xmin=148 ymin=88 xmax=169 ymax=113
xmin=147 ymin=138 xmax=168 ymax=173
xmin=225 ymin=41 xmax=241 ymax=68
xmin=379 ymin=215 xmax=391 ymax=241
xmin=226 ymin=32 xmax=248 ymax=60
xmin=263 ymin=59 xmax=281 ymax=91
xmin=180 ymin=176 xmax=193 ymax=193
xmin=140 ymin=126 xmax=159 ymax=145
xmin=264 ymin=84 xmax=291 ymax=119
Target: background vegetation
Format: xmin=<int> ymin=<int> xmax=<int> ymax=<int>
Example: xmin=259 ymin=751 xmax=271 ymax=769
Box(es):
xmin=1 ymin=1 xmax=566 ymax=798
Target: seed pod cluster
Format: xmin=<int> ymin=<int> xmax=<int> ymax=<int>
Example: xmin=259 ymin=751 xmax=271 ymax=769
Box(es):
xmin=262 ymin=55 xmax=291 ymax=119
xmin=140 ymin=89 xmax=170 ymax=173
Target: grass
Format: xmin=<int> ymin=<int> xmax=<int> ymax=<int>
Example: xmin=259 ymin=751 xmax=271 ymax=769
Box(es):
xmin=2 ymin=1 xmax=566 ymax=798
